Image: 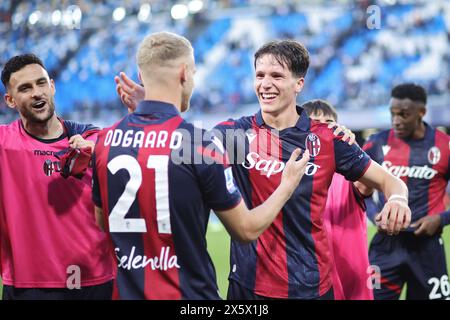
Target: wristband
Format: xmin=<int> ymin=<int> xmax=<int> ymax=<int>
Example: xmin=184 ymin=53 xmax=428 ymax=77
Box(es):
xmin=388 ymin=194 xmax=408 ymax=203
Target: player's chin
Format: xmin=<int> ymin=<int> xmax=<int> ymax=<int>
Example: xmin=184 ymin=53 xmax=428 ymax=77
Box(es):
xmin=259 ymin=101 xmax=279 ymax=113
xmin=32 ymin=109 xmax=54 ymax=123
xmin=393 ymin=129 xmax=408 ymax=138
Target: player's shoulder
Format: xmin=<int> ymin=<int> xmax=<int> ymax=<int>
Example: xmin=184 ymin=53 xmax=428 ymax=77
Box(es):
xmin=62 ymin=118 xmax=100 ymax=137
xmin=361 ymin=129 xmax=390 ymax=150
xmin=177 ymin=118 xmax=207 ymax=136
xmin=214 ymin=115 xmax=253 ymax=130
xmin=0 ymin=119 xmax=20 ymax=131
xmin=433 ymin=126 xmax=450 ymax=141
xmin=309 ymin=120 xmax=339 ymax=143
xmin=0 ymin=119 xmax=21 ymax=139
xmin=368 ymin=129 xmax=390 ymax=141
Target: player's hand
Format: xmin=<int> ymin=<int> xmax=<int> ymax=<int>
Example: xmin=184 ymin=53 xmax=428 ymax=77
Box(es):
xmin=411 ymin=215 xmax=442 ymax=236
xmin=114 ymin=72 xmax=145 ymax=113
xmin=69 ymin=134 xmax=95 ymax=152
xmin=280 ymin=148 xmax=310 ymax=196
xmin=375 ymin=198 xmax=411 ymax=235
xmin=328 ymin=122 xmax=356 ymax=145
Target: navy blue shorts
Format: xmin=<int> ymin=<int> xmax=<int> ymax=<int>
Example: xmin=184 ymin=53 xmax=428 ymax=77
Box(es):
xmin=369 ymin=232 xmax=449 ymax=300
xmin=2 ymin=280 xmax=113 ymax=300
xmin=227 ymin=279 xmax=334 ymax=300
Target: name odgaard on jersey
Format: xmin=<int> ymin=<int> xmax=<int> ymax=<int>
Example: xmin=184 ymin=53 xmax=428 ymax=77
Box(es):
xmin=382 ymin=161 xmax=438 ymax=179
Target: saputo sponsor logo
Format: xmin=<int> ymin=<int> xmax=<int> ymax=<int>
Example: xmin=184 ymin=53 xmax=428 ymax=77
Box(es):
xmin=382 ymin=161 xmax=438 ymax=180
xmin=242 ymin=151 xmax=320 ymax=178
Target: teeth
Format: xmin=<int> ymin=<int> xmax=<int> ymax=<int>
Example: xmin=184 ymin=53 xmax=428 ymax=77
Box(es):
xmin=261 ymin=93 xmax=277 ymax=99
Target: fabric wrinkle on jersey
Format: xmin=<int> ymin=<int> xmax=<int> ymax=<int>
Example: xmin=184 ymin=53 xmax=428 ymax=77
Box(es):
xmin=324 ymin=173 xmax=373 ymax=300
xmin=92 ymin=100 xmax=242 ymax=300
xmin=0 ymin=118 xmax=114 ymax=288
xmin=213 ymin=106 xmax=372 ymax=299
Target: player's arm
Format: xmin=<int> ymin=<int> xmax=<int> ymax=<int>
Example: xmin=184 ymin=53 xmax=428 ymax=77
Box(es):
xmin=114 ymin=72 xmax=145 ymax=113
xmin=353 ymin=180 xmax=374 ymax=197
xmin=411 ymin=182 xmax=450 ymax=235
xmin=95 ymin=206 xmax=106 ymax=232
xmin=357 ymin=160 xmax=411 ymax=235
xmin=215 ymin=149 xmax=310 ymax=243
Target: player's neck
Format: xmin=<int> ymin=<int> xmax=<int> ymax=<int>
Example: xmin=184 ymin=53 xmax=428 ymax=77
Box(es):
xmin=411 ymin=122 xmax=426 ymax=140
xmin=262 ymin=106 xmax=299 ymax=131
xmin=21 ymin=115 xmax=63 ymax=139
xmin=144 ymin=90 xmax=182 ymax=113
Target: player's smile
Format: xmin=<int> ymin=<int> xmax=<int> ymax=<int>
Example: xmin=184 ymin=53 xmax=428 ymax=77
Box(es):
xmin=259 ymin=92 xmax=278 ymax=103
xmin=31 ymin=100 xmax=47 ymax=110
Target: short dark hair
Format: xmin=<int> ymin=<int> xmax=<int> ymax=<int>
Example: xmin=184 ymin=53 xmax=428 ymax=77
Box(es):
xmin=391 ymin=83 xmax=427 ymax=105
xmin=254 ymin=40 xmax=310 ymax=78
xmin=1 ymin=53 xmax=45 ymax=89
xmin=302 ymin=99 xmax=338 ymax=122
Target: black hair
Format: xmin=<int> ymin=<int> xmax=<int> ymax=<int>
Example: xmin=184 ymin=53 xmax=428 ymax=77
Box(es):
xmin=1 ymin=53 xmax=45 ymax=88
xmin=391 ymin=83 xmax=427 ymax=104
xmin=302 ymin=99 xmax=338 ymax=122
xmin=254 ymin=40 xmax=310 ymax=78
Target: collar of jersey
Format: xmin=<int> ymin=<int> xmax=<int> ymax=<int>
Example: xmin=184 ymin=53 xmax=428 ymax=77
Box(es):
xmin=135 ymin=100 xmax=180 ymax=117
xmin=254 ymin=105 xmax=310 ymax=132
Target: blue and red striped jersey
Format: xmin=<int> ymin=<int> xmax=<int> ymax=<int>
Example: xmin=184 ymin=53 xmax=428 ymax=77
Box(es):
xmin=92 ymin=101 xmax=242 ymax=300
xmin=363 ymin=123 xmax=450 ymax=227
xmin=212 ymin=106 xmax=371 ymax=299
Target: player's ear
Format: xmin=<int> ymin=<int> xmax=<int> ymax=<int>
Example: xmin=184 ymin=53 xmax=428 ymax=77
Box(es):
xmin=180 ymin=63 xmax=188 ymax=85
xmin=4 ymin=92 xmax=16 ymax=110
xmin=50 ymin=78 xmax=56 ymax=96
xmin=418 ymin=105 xmax=426 ymax=118
xmin=295 ymin=77 xmax=304 ymax=94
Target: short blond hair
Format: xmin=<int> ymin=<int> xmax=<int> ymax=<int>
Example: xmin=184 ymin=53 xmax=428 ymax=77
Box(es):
xmin=137 ymin=32 xmax=193 ymax=72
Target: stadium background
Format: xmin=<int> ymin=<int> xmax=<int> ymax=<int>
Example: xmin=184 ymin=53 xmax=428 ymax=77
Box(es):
xmin=0 ymin=0 xmax=449 ymax=299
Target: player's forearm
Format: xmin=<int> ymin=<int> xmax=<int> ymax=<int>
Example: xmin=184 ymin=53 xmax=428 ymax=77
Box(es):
xmin=379 ymin=174 xmax=408 ymax=202
xmin=359 ymin=162 xmax=408 ymax=202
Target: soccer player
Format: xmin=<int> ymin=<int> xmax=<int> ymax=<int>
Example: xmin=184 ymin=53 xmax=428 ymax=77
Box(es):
xmin=0 ymin=54 xmax=114 ymax=299
xmin=114 ymin=40 xmax=411 ymax=300
xmin=92 ymin=32 xmax=311 ymax=300
xmin=363 ymin=83 xmax=450 ymax=300
xmin=302 ymin=99 xmax=374 ymax=300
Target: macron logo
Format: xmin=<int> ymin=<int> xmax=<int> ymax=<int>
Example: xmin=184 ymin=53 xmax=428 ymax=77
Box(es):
xmin=382 ymin=145 xmax=391 ymax=156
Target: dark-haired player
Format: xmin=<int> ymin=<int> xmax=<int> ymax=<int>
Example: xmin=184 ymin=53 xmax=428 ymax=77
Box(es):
xmin=364 ymin=83 xmax=450 ymax=300
xmin=0 ymin=54 xmax=114 ymax=299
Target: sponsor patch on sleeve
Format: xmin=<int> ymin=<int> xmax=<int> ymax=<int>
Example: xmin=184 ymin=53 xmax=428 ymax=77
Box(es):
xmin=224 ymin=167 xmax=237 ymax=194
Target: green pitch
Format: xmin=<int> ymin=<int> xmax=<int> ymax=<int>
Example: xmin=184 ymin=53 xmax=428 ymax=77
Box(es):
xmin=206 ymin=221 xmax=450 ymax=299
